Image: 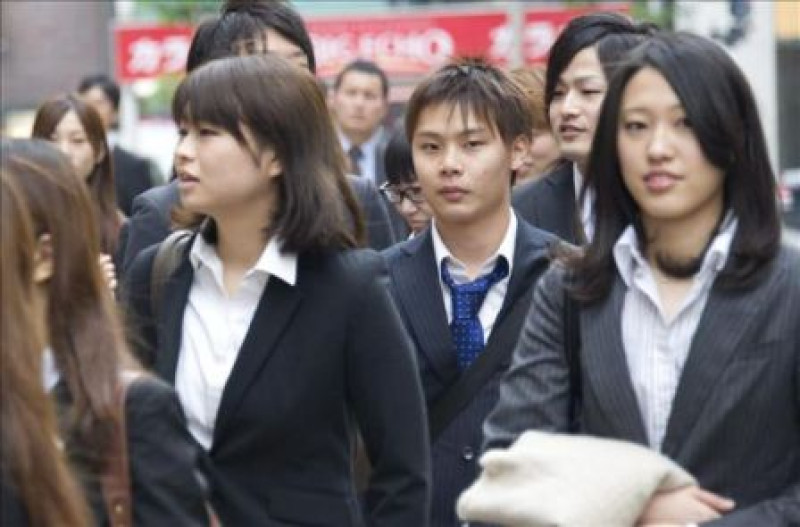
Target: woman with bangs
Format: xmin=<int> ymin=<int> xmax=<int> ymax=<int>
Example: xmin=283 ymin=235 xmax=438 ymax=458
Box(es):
xmin=1 ymin=153 xmax=89 ymax=527
xmin=32 ymin=95 xmax=123 ymax=274
xmin=2 ymin=138 xmax=209 ymax=526
xmin=485 ymin=32 xmax=799 ymax=525
xmin=124 ymin=54 xmax=429 ymax=526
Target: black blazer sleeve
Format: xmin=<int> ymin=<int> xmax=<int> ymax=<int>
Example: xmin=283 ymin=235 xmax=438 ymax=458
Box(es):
xmin=123 ymin=244 xmax=160 ymax=368
xmin=121 ymin=184 xmax=178 ymax=274
xmin=344 ymin=251 xmax=431 ymax=526
xmin=126 ymin=375 xmax=209 ymax=526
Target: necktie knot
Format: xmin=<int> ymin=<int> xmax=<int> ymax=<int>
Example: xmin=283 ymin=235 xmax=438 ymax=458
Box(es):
xmin=348 ymin=145 xmax=363 ymax=176
xmin=441 ymin=257 xmax=509 ymax=369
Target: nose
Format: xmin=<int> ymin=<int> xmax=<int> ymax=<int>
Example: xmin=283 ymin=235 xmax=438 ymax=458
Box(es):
xmin=646 ymin=123 xmax=673 ymax=162
xmin=440 ymin=144 xmax=462 ymax=177
xmin=398 ymin=196 xmax=418 ymax=215
xmin=560 ymin=89 xmax=581 ymax=118
xmin=174 ymin=132 xmax=195 ymax=164
xmin=53 ymin=138 xmax=70 ymax=156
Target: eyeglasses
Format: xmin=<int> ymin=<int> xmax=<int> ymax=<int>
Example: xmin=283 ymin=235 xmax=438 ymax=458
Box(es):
xmin=380 ymin=182 xmax=426 ymax=205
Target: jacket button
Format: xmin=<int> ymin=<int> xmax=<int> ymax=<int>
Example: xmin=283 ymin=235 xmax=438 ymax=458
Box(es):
xmin=461 ymin=446 xmax=475 ymax=462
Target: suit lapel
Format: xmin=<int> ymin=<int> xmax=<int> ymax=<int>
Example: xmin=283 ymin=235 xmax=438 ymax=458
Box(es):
xmin=390 ymin=231 xmax=457 ymax=384
xmin=212 ymin=275 xmax=303 ymax=443
xmin=582 ymin=277 xmax=649 ymax=445
xmin=498 ymin=219 xmax=554 ymax=317
xmin=661 ymin=280 xmax=767 ymax=458
xmin=157 ymin=256 xmax=194 ymax=383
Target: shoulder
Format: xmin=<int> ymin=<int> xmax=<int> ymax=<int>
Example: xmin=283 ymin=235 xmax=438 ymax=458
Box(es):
xmin=132 ymin=181 xmax=179 ymax=210
xmin=517 ymin=216 xmax=560 ymax=249
xmin=772 ymin=244 xmax=800 ymax=290
xmin=124 ymin=373 xmax=181 ymax=419
xmin=513 ymin=163 xmax=570 ymax=201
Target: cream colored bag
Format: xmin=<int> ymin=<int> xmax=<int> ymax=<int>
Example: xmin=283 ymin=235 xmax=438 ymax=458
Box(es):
xmin=457 ymin=431 xmax=695 ymax=527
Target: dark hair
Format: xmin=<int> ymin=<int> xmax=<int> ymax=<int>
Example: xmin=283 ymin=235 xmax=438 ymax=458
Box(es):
xmin=384 ymin=125 xmax=416 ymax=186
xmin=572 ymin=32 xmax=781 ymax=302
xmin=76 ymin=74 xmax=120 ymax=111
xmin=405 ymin=57 xmax=532 ymax=149
xmin=510 ymin=66 xmax=548 ymax=131
xmin=1 ymin=139 xmax=91 ymax=527
xmin=2 ymin=138 xmax=140 ymax=477
xmin=172 ymin=54 xmax=363 ymax=252
xmin=31 ymin=94 xmax=120 ymax=254
xmin=545 ymin=12 xmax=657 ymax=112
xmin=186 ymin=0 xmax=316 ymax=73
xmin=333 ymin=59 xmax=389 ymax=98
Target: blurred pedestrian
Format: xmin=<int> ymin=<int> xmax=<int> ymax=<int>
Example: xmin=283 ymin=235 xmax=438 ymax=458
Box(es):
xmin=1 ymin=156 xmax=89 ymax=527
xmin=3 ymin=138 xmax=210 ymax=526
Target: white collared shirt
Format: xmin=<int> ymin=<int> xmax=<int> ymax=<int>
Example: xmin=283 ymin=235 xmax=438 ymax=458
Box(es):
xmin=42 ymin=348 xmax=59 ymax=391
xmin=175 ymin=234 xmax=297 ymax=450
xmin=338 ymin=126 xmax=384 ymax=183
xmin=572 ymin=163 xmax=596 ymax=242
xmin=612 ymin=214 xmax=737 ymax=450
xmin=431 ymin=212 xmax=517 ymax=344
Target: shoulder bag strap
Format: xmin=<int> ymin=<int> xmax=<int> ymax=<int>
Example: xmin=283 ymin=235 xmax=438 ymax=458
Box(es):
xmin=101 ymin=372 xmax=139 ymax=527
xmin=428 ymin=296 xmax=531 ymax=441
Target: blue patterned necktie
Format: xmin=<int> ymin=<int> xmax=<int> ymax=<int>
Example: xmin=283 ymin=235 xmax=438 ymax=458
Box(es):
xmin=441 ymin=257 xmax=509 ymax=370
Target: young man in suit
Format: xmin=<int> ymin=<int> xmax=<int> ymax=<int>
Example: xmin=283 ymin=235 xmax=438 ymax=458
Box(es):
xmin=120 ymin=1 xmax=397 ymax=273
xmin=383 ymin=58 xmax=558 ymax=526
xmin=511 ymin=13 xmax=654 ymax=244
xmin=78 ymin=74 xmax=156 ymax=217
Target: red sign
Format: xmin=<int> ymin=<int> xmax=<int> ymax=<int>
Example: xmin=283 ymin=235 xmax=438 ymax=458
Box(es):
xmin=115 ymin=26 xmax=194 ymax=82
xmin=307 ymin=11 xmax=507 ymax=79
xmin=308 ymin=3 xmax=629 ymax=78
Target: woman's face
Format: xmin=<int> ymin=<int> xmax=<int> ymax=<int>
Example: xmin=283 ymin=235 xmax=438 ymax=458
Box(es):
xmin=618 ymin=68 xmax=725 ymax=233
xmin=49 ymin=111 xmax=100 ymax=181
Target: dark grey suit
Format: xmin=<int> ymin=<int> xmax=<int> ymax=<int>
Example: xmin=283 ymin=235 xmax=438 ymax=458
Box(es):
xmin=113 ymin=145 xmax=155 ymax=217
xmin=120 ymin=176 xmax=398 ymax=274
xmin=512 ymin=162 xmax=582 ymax=245
xmin=484 ymin=247 xmax=800 ymax=525
xmin=383 ymin=219 xmax=556 ymax=526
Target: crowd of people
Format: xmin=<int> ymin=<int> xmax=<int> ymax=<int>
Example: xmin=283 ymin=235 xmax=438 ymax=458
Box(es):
xmin=2 ymin=0 xmax=797 ymax=526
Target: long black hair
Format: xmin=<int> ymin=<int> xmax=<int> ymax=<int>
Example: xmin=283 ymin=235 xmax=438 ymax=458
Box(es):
xmin=571 ymin=32 xmax=781 ymax=302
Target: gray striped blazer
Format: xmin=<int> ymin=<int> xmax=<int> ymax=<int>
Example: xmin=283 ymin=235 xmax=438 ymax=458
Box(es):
xmin=483 ymin=246 xmax=800 ymax=526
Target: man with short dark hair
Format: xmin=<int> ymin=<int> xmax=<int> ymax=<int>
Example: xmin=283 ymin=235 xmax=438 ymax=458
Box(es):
xmin=77 ymin=73 xmax=155 ymax=216
xmin=331 ymin=59 xmax=391 ymax=186
xmin=383 ymin=58 xmax=558 ymax=526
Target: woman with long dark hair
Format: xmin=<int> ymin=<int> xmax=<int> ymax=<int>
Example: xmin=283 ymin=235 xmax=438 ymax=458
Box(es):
xmin=1 ymin=155 xmax=89 ymax=527
xmin=485 ymin=32 xmax=798 ymax=525
xmin=2 ymin=138 xmax=209 ymax=526
xmin=125 ymin=54 xmax=430 ymax=526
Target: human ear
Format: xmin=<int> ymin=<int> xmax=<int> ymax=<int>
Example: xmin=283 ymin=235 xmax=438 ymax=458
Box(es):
xmin=509 ymin=135 xmax=532 ymax=172
xmin=33 ymin=234 xmax=54 ymax=284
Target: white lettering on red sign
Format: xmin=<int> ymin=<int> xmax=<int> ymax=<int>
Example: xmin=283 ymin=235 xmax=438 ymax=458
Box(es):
xmin=312 ymin=28 xmax=454 ymax=67
xmin=128 ymin=38 xmax=162 ymax=75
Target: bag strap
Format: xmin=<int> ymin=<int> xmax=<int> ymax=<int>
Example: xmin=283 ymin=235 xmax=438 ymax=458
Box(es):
xmin=428 ymin=296 xmax=531 ymax=441
xmin=101 ymin=372 xmax=139 ymax=527
xmin=563 ymin=281 xmax=582 ymax=433
xmin=150 ymin=230 xmax=192 ymax=322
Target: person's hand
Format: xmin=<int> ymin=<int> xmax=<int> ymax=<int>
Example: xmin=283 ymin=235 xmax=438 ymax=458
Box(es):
xmin=637 ymin=485 xmax=735 ymax=525
xmin=98 ymin=253 xmax=117 ymax=292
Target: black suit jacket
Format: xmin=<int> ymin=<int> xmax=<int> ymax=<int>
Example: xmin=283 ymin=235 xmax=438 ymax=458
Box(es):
xmin=125 ymin=243 xmax=430 ymax=526
xmin=382 ymin=219 xmax=556 ymax=526
xmin=120 ymin=177 xmax=397 ymax=274
xmin=485 ymin=247 xmax=800 ymax=526
xmin=52 ymin=375 xmax=209 ymax=526
xmin=113 ymin=146 xmax=154 ymax=217
xmin=512 ymin=162 xmax=582 ymax=244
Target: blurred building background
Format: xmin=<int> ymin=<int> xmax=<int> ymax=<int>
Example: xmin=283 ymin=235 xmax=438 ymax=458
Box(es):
xmin=1 ymin=0 xmax=798 ymax=231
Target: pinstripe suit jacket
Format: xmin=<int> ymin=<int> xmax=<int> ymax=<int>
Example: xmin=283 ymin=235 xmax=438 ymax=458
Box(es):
xmin=484 ymin=246 xmax=800 ymax=526
xmin=382 ymin=218 xmax=556 ymax=526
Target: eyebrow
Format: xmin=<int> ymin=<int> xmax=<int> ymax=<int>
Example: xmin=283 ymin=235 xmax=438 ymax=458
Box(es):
xmin=621 ymin=103 xmax=684 ymax=114
xmin=414 ymin=127 xmax=491 ymax=139
xmin=558 ymin=74 xmax=605 ymax=84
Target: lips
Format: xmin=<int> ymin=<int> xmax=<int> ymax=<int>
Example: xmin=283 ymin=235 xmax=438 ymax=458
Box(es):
xmin=439 ymin=186 xmax=467 ymax=202
xmin=643 ymin=171 xmax=680 ymax=192
xmin=558 ymin=123 xmax=585 ymax=140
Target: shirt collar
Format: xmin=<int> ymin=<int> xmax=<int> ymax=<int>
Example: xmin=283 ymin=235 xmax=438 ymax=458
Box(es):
xmin=189 ymin=233 xmax=298 ymax=286
xmin=337 ymin=126 xmax=384 ymax=153
xmin=431 ymin=211 xmax=517 ymax=276
xmin=42 ymin=347 xmax=59 ymax=391
xmin=613 ymin=212 xmax=738 ymax=287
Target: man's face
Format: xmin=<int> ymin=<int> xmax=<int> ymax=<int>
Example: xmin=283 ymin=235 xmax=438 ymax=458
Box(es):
xmin=80 ymin=86 xmax=116 ymax=131
xmin=331 ymin=70 xmax=388 ymax=143
xmin=236 ymin=28 xmax=310 ymax=71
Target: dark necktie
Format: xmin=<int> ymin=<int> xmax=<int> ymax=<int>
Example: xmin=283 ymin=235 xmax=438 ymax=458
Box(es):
xmin=348 ymin=145 xmax=363 ymax=176
xmin=441 ymin=257 xmax=509 ymax=370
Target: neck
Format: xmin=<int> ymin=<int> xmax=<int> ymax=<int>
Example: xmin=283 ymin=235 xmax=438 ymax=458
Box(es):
xmin=643 ymin=205 xmax=723 ymax=269
xmin=212 ymin=202 xmax=274 ymax=270
xmin=436 ymin=207 xmax=511 ymax=278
